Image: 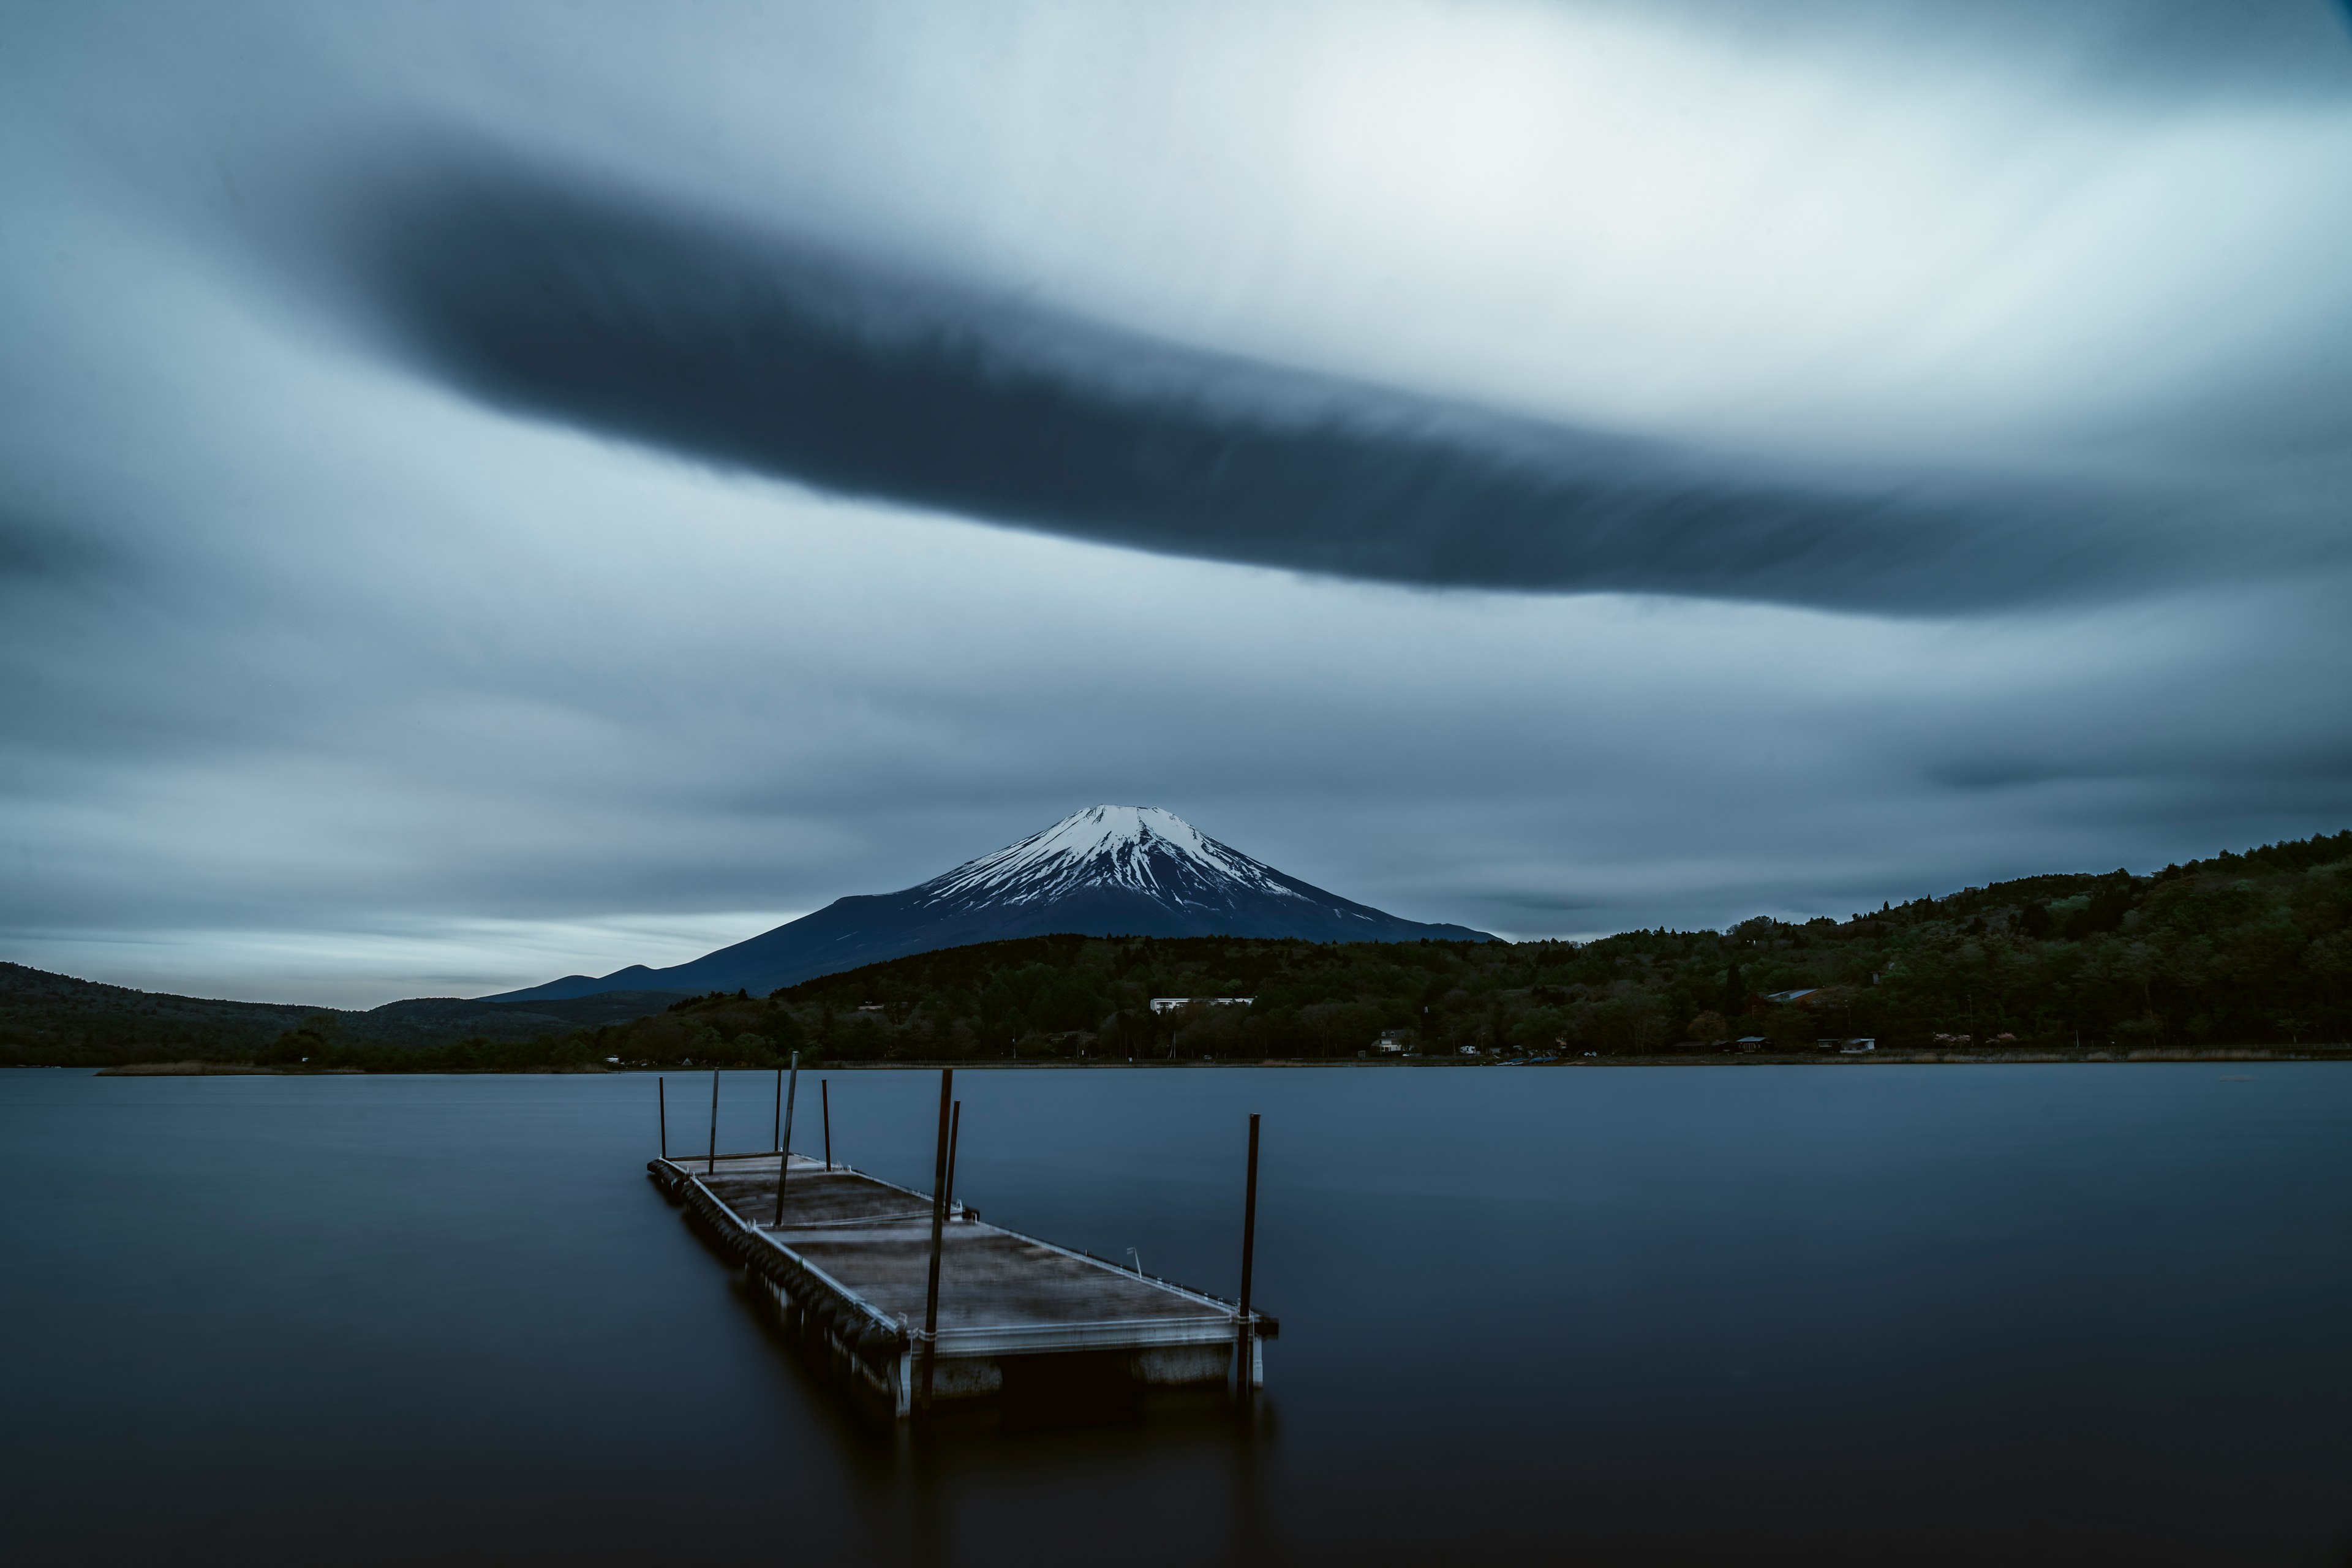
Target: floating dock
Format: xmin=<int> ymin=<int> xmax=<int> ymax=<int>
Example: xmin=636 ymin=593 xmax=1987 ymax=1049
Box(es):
xmin=646 ymin=1090 xmax=1274 ymax=1419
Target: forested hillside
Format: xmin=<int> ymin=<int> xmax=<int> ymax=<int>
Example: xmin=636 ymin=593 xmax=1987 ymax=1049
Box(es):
xmin=577 ymin=829 xmax=2352 ymax=1064
xmin=9 ymin=829 xmax=2348 ymax=1068
xmin=0 ymin=965 xmax=679 ymax=1068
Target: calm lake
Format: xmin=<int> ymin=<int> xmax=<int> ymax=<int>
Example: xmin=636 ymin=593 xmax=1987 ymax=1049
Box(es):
xmin=3 ymin=1064 xmax=2347 ymax=1565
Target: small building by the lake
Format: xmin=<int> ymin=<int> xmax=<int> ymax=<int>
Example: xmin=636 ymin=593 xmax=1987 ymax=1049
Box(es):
xmin=1148 ymin=996 xmax=1254 ymax=1014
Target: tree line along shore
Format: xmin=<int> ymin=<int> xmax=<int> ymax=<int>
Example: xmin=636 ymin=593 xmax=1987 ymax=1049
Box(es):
xmin=9 ymin=829 xmax=2350 ymax=1073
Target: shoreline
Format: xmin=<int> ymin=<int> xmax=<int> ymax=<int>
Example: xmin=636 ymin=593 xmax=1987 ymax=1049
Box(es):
xmin=79 ymin=1046 xmax=2350 ymax=1076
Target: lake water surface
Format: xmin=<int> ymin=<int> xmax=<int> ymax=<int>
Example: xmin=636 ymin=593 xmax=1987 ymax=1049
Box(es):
xmin=3 ymin=1064 xmax=2348 ymax=1565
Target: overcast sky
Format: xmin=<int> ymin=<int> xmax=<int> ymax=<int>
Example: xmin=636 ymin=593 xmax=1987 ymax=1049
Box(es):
xmin=4 ymin=0 xmax=2348 ymax=1006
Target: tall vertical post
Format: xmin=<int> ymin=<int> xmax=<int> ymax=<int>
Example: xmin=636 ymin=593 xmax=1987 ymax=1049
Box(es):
xmin=1237 ymin=1112 xmax=1261 ymax=1395
xmin=944 ymin=1101 xmax=962 ymax=1215
xmin=658 ymin=1077 xmax=667 ymax=1159
xmin=707 ymin=1069 xmax=719 ymax=1175
xmin=919 ymin=1067 xmax=953 ymax=1414
xmin=821 ymin=1080 xmax=832 ymax=1171
xmin=772 ymin=1052 xmax=801 ymax=1227
xmin=772 ymin=1065 xmax=783 ymax=1152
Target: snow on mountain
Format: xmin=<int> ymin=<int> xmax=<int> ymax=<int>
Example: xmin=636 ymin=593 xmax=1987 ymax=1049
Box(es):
xmin=484 ymin=805 xmax=1491 ymax=1001
xmin=917 ymin=805 xmax=1305 ymax=910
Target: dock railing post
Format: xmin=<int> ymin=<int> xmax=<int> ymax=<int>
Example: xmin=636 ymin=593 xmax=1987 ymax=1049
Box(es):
xmin=821 ymin=1079 xmax=832 ymax=1171
xmin=657 ymin=1077 xmax=667 ymax=1159
xmin=944 ymin=1100 xmax=962 ymax=1215
xmin=707 ymin=1069 xmax=719 ymax=1176
xmin=919 ymin=1067 xmax=953 ymax=1415
xmin=772 ymin=1052 xmax=800 ymax=1227
xmin=1237 ymin=1112 xmax=1261 ymax=1396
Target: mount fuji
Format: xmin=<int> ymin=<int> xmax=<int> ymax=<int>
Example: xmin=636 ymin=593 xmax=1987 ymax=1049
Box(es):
xmin=485 ymin=805 xmax=1491 ymax=1001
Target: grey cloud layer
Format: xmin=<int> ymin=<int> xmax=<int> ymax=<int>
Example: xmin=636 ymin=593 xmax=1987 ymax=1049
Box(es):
xmin=1589 ymin=0 xmax=2352 ymax=104
xmin=323 ymin=154 xmax=2326 ymax=617
xmin=1 ymin=0 xmax=2348 ymax=1003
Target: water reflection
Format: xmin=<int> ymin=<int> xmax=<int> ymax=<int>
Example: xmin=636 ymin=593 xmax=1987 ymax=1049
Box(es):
xmin=2 ymin=1066 xmax=2348 ymax=1565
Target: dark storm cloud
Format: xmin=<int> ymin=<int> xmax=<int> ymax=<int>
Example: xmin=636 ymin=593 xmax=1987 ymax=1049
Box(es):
xmin=1926 ymin=739 xmax=2352 ymax=794
xmin=323 ymin=153 xmax=2311 ymax=618
xmin=0 ymin=512 xmax=124 ymax=592
xmin=1591 ymin=0 xmax=2352 ymax=105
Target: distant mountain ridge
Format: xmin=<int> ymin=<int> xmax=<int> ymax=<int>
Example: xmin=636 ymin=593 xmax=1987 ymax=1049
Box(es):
xmin=0 ymin=962 xmax=683 ymax=1066
xmin=10 ymin=825 xmax=2346 ymax=1069
xmin=487 ymin=805 xmax=1491 ymax=1002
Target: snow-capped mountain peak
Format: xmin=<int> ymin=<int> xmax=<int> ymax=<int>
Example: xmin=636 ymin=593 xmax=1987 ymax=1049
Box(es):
xmin=918 ymin=805 xmax=1305 ymax=910
xmin=485 ymin=804 xmax=1493 ymax=1002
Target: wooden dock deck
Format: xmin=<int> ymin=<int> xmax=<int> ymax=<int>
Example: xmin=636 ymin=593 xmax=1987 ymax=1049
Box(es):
xmin=647 ymin=1146 xmax=1275 ymax=1417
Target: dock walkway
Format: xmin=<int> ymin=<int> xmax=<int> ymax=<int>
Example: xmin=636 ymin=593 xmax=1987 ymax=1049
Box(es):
xmin=647 ymin=1150 xmax=1273 ymax=1416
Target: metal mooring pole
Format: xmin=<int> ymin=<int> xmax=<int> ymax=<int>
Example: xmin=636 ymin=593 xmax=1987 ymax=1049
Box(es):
xmin=1237 ymin=1112 xmax=1261 ymax=1395
xmin=821 ymin=1079 xmax=832 ymax=1170
xmin=919 ymin=1067 xmax=953 ymax=1414
xmin=944 ymin=1100 xmax=962 ymax=1215
xmin=707 ymin=1069 xmax=719 ymax=1175
xmin=772 ymin=1052 xmax=801 ymax=1227
xmin=657 ymin=1077 xmax=667 ymax=1158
